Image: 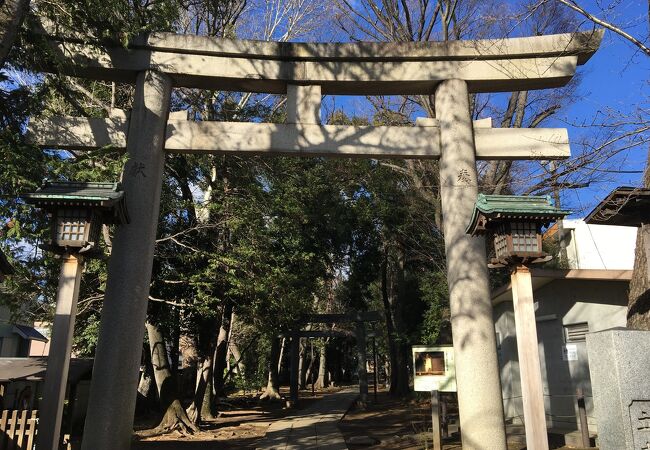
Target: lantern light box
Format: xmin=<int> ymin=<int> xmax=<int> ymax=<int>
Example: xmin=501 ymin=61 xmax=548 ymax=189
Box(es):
xmin=466 ymin=194 xmax=570 ymax=268
xmin=23 ymin=181 xmax=128 ymax=254
xmin=412 ymin=345 xmax=456 ymax=392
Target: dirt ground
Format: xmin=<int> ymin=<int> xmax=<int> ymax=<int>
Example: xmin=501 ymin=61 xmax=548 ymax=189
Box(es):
xmin=130 ymin=389 xmax=327 ymax=450
xmin=339 ymin=390 xmax=458 ymax=450
xmin=126 ymin=387 xmax=596 ymax=450
xmin=340 ymin=390 xmax=597 ymax=450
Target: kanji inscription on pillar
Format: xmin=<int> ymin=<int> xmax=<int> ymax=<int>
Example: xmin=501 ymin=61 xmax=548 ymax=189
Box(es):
xmin=630 ymin=401 xmax=650 ymax=449
xmin=457 ymin=168 xmax=472 ymax=185
xmin=129 ymin=162 xmax=147 ymax=178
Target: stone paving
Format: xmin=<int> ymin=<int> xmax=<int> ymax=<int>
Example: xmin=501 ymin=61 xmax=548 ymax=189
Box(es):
xmin=257 ymin=388 xmax=358 ymax=450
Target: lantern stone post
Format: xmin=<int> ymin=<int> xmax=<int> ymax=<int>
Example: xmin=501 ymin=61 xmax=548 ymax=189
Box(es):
xmin=436 ymin=78 xmax=507 ymax=450
xmin=511 ymin=264 xmax=548 ymax=449
xmin=466 ymin=194 xmax=569 ymax=450
xmin=22 ymin=181 xmax=128 ymax=450
xmin=39 ymin=253 xmax=83 ymax=450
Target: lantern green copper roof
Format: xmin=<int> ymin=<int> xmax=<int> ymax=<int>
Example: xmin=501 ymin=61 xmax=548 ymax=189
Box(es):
xmin=22 ymin=180 xmax=129 ymax=224
xmin=466 ymin=194 xmax=570 ymax=235
xmin=23 ymin=181 xmax=123 ymax=203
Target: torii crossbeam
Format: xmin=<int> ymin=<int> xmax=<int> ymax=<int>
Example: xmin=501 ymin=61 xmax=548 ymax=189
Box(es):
xmin=28 ymin=28 xmax=602 ymax=450
xmin=29 ymin=113 xmax=570 ymax=160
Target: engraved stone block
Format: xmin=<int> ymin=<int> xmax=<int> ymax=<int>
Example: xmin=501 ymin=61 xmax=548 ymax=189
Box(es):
xmin=630 ymin=401 xmax=650 ymax=449
xmin=587 ymin=328 xmax=650 ymax=450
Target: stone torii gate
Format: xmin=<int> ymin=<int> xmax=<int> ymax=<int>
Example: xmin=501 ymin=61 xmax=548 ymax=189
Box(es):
xmin=29 ymin=29 xmax=602 ymax=450
xmin=287 ymin=311 xmax=383 ymax=407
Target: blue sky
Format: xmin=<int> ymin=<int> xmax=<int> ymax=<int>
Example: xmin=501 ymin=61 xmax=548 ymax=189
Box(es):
xmin=550 ymin=0 xmax=649 ymax=214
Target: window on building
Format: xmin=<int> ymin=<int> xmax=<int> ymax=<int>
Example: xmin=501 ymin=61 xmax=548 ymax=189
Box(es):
xmin=564 ymin=322 xmax=589 ymax=343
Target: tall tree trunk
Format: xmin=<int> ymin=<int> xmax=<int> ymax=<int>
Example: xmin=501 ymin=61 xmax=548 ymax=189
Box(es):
xmin=186 ymin=315 xmax=220 ymax=424
xmin=381 ymin=247 xmax=399 ymax=393
xmin=627 ymin=148 xmax=650 ymax=329
xmin=629 ymin=224 xmax=650 ymax=329
xmin=145 ymin=321 xmax=198 ymax=435
xmin=298 ymin=340 xmax=307 ymax=389
xmin=186 ymin=353 xmax=215 ymax=424
xmin=202 ymin=372 xmax=214 ymax=419
xmin=381 ymin=243 xmax=411 ymax=396
xmin=315 ymin=342 xmax=328 ymax=389
xmin=0 ymin=0 xmax=30 ymax=68
xmin=179 ymin=334 xmax=198 ymax=400
xmin=392 ymin=247 xmax=411 ymax=396
xmin=213 ymin=302 xmax=234 ymax=397
xmin=277 ymin=337 xmax=286 ymax=374
xmin=260 ymin=337 xmax=282 ymax=400
xmin=230 ymin=341 xmax=245 ymax=376
xmin=628 ymin=157 xmax=650 ymax=329
xmin=305 ymin=350 xmax=315 ymax=388
xmin=169 ymin=307 xmax=180 ymax=378
xmin=137 ymin=341 xmax=157 ymax=413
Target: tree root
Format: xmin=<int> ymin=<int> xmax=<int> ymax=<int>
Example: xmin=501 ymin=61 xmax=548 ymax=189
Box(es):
xmin=259 ymin=388 xmax=283 ymax=401
xmin=141 ymin=400 xmax=199 ymax=438
xmin=186 ymin=403 xmax=216 ymax=424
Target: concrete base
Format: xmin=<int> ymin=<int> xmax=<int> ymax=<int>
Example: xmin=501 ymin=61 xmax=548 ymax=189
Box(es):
xmin=586 ymin=328 xmax=650 ymax=450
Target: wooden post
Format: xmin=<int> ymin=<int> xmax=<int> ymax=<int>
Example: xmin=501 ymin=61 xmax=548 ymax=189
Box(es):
xmin=289 ymin=333 xmax=300 ymax=407
xmin=431 ymin=390 xmax=442 ymax=450
xmin=37 ymin=254 xmax=83 ymax=450
xmin=577 ymin=388 xmax=590 ymax=447
xmin=511 ymin=265 xmax=549 ymax=450
xmin=441 ymin=397 xmax=449 ymax=438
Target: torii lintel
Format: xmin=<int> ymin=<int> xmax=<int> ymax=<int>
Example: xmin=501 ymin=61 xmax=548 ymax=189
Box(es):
xmin=40 ymin=30 xmax=603 ymax=95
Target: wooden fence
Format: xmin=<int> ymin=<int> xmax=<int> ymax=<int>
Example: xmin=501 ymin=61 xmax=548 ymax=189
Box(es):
xmin=0 ymin=410 xmax=37 ymax=450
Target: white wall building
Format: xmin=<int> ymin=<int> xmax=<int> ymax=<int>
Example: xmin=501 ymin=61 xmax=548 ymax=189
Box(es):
xmin=558 ymin=219 xmax=637 ymax=270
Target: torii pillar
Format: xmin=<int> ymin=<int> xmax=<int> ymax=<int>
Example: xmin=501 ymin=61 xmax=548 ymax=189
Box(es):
xmin=81 ymin=70 xmax=172 ymax=450
xmin=436 ymin=79 xmax=507 ymax=449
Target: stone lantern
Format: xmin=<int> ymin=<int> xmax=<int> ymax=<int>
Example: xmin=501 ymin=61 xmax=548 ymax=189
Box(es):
xmin=466 ymin=194 xmax=569 ymax=267
xmin=22 ymin=180 xmax=128 ymax=450
xmin=467 ymin=193 xmax=569 ymax=450
xmin=23 ymin=181 xmax=128 ymax=255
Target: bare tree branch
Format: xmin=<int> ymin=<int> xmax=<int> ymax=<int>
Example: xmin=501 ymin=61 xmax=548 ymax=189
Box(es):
xmin=550 ymin=0 xmax=650 ymax=56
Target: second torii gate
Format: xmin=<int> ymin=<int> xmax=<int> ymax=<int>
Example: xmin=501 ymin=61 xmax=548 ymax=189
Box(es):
xmin=28 ymin=28 xmax=603 ymax=450
xmin=287 ymin=311 xmax=382 ymax=406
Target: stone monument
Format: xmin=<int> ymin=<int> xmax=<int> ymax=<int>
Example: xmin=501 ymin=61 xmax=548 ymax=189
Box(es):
xmin=587 ymin=328 xmax=650 ymax=450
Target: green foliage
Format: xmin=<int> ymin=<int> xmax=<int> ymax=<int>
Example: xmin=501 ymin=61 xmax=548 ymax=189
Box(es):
xmin=74 ymin=313 xmax=101 ymax=356
xmin=36 ymin=0 xmax=181 ymax=44
xmin=418 ymin=271 xmax=449 ymax=345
